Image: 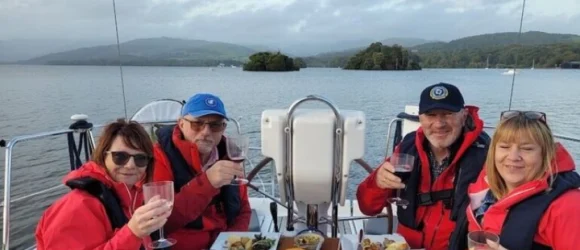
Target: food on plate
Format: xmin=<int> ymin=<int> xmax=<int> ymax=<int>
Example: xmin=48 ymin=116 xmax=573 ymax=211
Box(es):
xmin=383 ymin=237 xmax=409 ymax=250
xmin=294 ymin=233 xmax=324 ymax=250
xmin=227 ymin=236 xmax=252 ymax=250
xmin=384 ymin=242 xmax=409 ymax=250
xmin=226 ymin=234 xmax=276 ymax=250
xmin=359 ymin=237 xmax=409 ymax=250
xmin=360 ymin=238 xmax=382 ymax=250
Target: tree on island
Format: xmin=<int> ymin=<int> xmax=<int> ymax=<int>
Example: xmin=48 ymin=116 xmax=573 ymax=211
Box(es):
xmin=243 ymin=52 xmax=301 ymax=71
xmin=294 ymin=57 xmax=307 ymax=68
xmin=343 ymin=42 xmax=422 ymax=70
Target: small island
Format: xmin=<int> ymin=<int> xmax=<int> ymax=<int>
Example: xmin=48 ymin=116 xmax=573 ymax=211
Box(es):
xmin=243 ymin=52 xmax=305 ymax=72
xmin=343 ymin=42 xmax=421 ymax=70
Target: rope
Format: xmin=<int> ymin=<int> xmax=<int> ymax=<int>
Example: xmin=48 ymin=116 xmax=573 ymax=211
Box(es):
xmin=112 ymin=0 xmax=128 ymax=119
xmin=508 ymin=0 xmax=527 ymax=110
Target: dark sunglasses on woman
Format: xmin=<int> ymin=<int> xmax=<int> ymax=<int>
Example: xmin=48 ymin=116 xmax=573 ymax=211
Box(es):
xmin=107 ymin=151 xmax=151 ymax=168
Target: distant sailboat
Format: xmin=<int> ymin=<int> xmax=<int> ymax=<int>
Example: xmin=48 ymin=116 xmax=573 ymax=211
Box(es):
xmin=502 ymin=68 xmax=518 ymax=75
xmin=531 ymin=59 xmax=535 ymax=70
xmin=485 ymin=55 xmax=490 ymax=70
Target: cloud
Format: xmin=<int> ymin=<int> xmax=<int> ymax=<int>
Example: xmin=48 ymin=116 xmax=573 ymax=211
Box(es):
xmin=0 ymin=0 xmax=578 ymax=54
xmin=366 ymin=0 xmax=424 ymax=12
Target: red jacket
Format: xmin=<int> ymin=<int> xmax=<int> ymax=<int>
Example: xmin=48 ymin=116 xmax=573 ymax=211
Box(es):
xmin=466 ymin=143 xmax=580 ymax=249
xmin=35 ymin=161 xmax=219 ymax=250
xmin=152 ymin=126 xmax=251 ymax=250
xmin=357 ymin=106 xmax=486 ymax=250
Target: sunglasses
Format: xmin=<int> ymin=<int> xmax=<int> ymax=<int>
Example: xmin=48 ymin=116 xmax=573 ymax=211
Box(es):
xmin=107 ymin=151 xmax=151 ymax=168
xmin=500 ymin=110 xmax=547 ymax=123
xmin=183 ymin=118 xmax=227 ymax=132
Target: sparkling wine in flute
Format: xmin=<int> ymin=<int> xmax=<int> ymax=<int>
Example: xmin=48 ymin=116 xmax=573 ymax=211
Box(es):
xmin=142 ymin=181 xmax=176 ymax=249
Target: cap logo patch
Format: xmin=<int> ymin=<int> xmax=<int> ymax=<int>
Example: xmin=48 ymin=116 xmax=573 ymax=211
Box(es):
xmin=205 ymin=98 xmax=217 ymax=107
xmin=430 ymin=86 xmax=448 ymax=100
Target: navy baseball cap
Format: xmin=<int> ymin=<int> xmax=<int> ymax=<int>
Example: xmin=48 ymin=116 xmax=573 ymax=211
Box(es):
xmin=181 ymin=93 xmax=228 ymax=120
xmin=419 ymin=83 xmax=465 ymax=114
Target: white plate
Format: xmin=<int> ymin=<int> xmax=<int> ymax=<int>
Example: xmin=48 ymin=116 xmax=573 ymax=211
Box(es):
xmin=340 ymin=234 xmax=408 ymax=250
xmin=210 ymin=232 xmax=281 ymax=250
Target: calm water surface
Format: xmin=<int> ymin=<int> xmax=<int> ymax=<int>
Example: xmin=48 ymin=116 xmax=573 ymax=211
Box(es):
xmin=1 ymin=65 xmax=579 ymax=249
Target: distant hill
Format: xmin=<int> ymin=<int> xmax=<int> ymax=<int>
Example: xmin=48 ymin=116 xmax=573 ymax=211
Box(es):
xmin=0 ymin=39 xmax=108 ymax=62
xmin=282 ymin=37 xmax=435 ymax=56
xmin=412 ymin=31 xmax=580 ymax=51
xmin=303 ymin=37 xmax=435 ymax=67
xmin=304 ymin=31 xmax=580 ymax=68
xmin=24 ymin=37 xmax=258 ymax=66
xmin=380 ymin=37 xmax=435 ymax=48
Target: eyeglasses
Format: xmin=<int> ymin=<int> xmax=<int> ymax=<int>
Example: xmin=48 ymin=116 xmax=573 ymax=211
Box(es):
xmin=107 ymin=151 xmax=151 ymax=168
xmin=500 ymin=110 xmax=547 ymax=123
xmin=182 ymin=118 xmax=227 ymax=132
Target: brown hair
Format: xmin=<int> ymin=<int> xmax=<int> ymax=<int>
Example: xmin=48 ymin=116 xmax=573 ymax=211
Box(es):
xmin=486 ymin=115 xmax=556 ymax=199
xmin=92 ymin=118 xmax=154 ymax=182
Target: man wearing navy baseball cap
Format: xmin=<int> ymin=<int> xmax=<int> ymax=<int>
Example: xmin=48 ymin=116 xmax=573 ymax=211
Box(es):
xmin=357 ymin=83 xmax=491 ymax=250
xmin=151 ymin=93 xmax=250 ymax=250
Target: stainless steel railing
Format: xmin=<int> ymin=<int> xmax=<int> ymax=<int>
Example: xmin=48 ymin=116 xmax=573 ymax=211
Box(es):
xmin=2 ymin=117 xmax=579 ymax=249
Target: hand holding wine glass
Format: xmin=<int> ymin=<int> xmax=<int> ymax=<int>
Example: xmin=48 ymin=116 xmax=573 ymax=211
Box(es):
xmin=127 ymin=196 xmax=172 ymax=238
xmin=206 ymin=160 xmax=244 ymax=188
xmin=142 ymin=181 xmax=176 ymax=249
xmin=376 ymin=160 xmax=406 ymax=190
xmin=225 ymin=134 xmax=249 ymax=185
xmin=385 ymin=153 xmax=415 ymax=206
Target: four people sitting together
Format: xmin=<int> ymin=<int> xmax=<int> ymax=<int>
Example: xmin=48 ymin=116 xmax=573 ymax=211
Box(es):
xmin=35 ymin=84 xmax=580 ymax=250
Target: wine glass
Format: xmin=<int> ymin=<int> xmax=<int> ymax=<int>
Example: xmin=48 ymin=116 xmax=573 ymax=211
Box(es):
xmin=142 ymin=181 xmax=176 ymax=249
xmin=467 ymin=231 xmax=500 ymax=250
xmin=226 ymin=134 xmax=249 ymax=185
xmin=386 ymin=153 xmax=415 ymax=206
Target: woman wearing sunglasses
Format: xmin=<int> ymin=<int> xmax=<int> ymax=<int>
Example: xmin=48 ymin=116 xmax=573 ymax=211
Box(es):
xmin=35 ymin=119 xmax=216 ymax=249
xmin=464 ymin=111 xmax=580 ymax=250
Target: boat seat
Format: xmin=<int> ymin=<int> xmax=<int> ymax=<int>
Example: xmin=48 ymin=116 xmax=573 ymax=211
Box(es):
xmin=130 ymin=99 xmax=184 ymax=123
xmin=248 ymin=209 xmax=261 ymax=232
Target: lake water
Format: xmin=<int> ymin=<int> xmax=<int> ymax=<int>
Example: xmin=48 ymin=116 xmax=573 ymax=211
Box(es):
xmin=1 ymin=65 xmax=579 ymax=249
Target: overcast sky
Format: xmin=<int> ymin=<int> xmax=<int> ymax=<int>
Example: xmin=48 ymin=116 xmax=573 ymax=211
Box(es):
xmin=1 ymin=0 xmax=579 ymax=46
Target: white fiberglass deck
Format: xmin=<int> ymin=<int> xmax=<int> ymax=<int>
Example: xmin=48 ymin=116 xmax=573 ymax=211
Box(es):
xmin=249 ymin=198 xmax=398 ymax=235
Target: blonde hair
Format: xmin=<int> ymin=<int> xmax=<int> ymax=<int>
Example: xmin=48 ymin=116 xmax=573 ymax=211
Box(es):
xmin=486 ymin=114 xmax=557 ymax=199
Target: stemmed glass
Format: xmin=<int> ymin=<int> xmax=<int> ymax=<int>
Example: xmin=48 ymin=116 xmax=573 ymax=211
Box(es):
xmin=142 ymin=181 xmax=176 ymax=249
xmin=386 ymin=153 xmax=415 ymax=206
xmin=226 ymin=134 xmax=250 ymax=185
xmin=467 ymin=231 xmax=500 ymax=250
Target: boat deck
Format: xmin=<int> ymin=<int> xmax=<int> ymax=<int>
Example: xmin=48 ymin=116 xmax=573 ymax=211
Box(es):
xmin=249 ymin=198 xmax=398 ymax=236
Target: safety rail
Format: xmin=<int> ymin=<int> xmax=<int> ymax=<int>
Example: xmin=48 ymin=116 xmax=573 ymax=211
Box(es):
xmin=2 ymin=115 xmax=579 ymax=249
xmin=0 ymin=117 xmax=263 ymax=250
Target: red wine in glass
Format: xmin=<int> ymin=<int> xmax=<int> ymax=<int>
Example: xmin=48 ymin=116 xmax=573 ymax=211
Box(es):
xmin=386 ymin=153 xmax=415 ymax=207
xmin=394 ymin=171 xmax=411 ymax=182
xmin=226 ymin=135 xmax=249 ymax=185
xmin=230 ymin=157 xmax=245 ymax=163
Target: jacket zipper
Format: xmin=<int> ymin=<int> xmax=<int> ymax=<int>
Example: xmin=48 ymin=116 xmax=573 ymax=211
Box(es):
xmin=124 ymin=183 xmax=137 ymax=217
xmin=468 ymin=205 xmax=482 ymax=230
xmin=428 ymin=207 xmax=445 ymax=248
xmin=424 ymin=160 xmax=460 ymax=248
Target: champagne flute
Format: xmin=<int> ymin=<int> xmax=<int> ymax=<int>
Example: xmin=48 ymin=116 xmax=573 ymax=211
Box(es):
xmin=386 ymin=153 xmax=415 ymax=206
xmin=226 ymin=134 xmax=249 ymax=185
xmin=143 ymin=181 xmax=176 ymax=249
xmin=467 ymin=231 xmax=500 ymax=250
